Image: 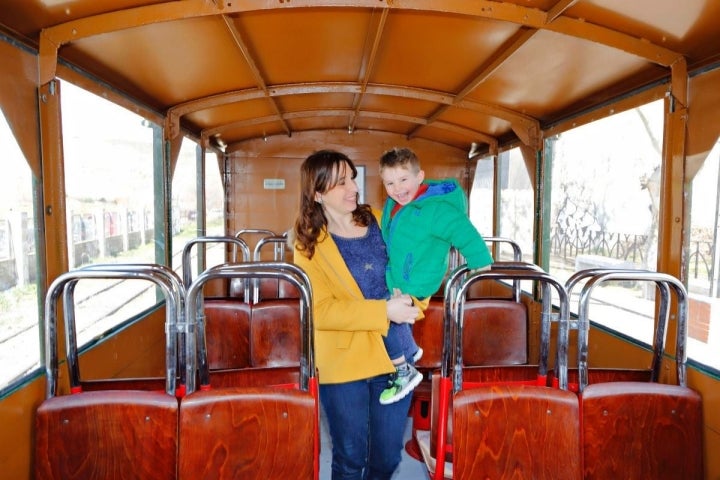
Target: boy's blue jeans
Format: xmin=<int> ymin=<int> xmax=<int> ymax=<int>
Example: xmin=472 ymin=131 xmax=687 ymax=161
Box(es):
xmin=383 ymin=322 xmax=419 ymax=362
xmin=320 ymin=374 xmax=412 ymax=480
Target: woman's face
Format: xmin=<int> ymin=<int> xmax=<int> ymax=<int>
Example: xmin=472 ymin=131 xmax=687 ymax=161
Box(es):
xmin=316 ymin=161 xmax=359 ymax=215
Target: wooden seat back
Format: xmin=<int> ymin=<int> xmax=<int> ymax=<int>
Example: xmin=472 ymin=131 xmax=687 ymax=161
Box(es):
xmin=250 ymin=299 xmax=301 ymax=368
xmin=414 ymin=299 xmax=445 ymax=371
xmin=35 ymin=390 xmax=178 ymax=480
xmin=582 ymin=381 xmax=703 ymax=480
xmin=462 ymin=299 xmax=527 ymax=366
xmin=427 ymin=299 xmax=531 ymax=462
xmin=178 ymin=387 xmax=316 ymax=480
xmin=452 ymin=384 xmax=581 ymax=480
xmin=203 ymin=299 xmax=252 ymax=370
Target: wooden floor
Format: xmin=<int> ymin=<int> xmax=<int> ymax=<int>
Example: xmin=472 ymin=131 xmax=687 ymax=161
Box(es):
xmin=319 ymin=408 xmax=430 ymax=480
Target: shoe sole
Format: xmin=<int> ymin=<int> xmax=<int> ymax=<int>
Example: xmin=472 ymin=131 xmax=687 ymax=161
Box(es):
xmin=378 ymin=370 xmax=424 ymax=405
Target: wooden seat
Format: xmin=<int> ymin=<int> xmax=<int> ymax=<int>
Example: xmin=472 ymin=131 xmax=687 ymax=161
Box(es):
xmin=35 ymin=390 xmax=178 ymax=480
xmin=453 ymin=385 xmax=581 ymax=480
xmin=203 ymin=299 xmax=252 ymax=370
xmin=250 ymin=299 xmax=301 ymax=368
xmin=178 ymin=387 xmax=316 ymax=480
xmin=582 ymin=381 xmax=703 ymax=480
xmin=462 ymin=299 xmax=527 ymax=366
xmin=424 ymin=298 xmax=531 ymax=466
xmin=557 ymin=367 xmax=652 ymax=392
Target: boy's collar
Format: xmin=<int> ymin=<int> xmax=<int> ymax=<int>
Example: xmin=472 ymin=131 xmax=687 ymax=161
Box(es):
xmin=390 ymin=183 xmax=429 ymax=216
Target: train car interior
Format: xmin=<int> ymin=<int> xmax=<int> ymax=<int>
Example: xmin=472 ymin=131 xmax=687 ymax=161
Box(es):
xmin=1 ymin=1 xmax=719 ymax=479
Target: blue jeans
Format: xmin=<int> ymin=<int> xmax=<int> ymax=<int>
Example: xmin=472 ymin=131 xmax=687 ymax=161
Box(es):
xmin=383 ymin=322 xmax=419 ymax=363
xmin=320 ymin=374 xmax=412 ymax=480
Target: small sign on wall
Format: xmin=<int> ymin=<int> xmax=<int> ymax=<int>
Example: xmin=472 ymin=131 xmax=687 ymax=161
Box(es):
xmin=263 ymin=178 xmax=286 ymax=189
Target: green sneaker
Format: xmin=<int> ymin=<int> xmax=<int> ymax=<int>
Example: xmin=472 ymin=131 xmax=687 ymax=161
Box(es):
xmin=379 ymin=363 xmax=423 ymax=405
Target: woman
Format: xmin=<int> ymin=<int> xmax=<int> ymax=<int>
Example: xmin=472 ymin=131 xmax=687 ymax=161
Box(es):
xmin=292 ymin=149 xmax=420 ymax=480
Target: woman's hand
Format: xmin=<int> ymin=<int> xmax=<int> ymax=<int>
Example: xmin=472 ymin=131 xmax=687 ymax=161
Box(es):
xmin=386 ymin=291 xmax=419 ymax=324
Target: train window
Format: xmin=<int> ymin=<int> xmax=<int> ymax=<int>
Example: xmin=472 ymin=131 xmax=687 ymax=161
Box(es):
xmin=61 ymin=81 xmax=161 ymax=346
xmin=171 ymin=143 xmax=226 ymax=280
xmin=0 ymin=112 xmax=42 ymax=389
xmin=205 ymin=151 xmax=225 ymax=270
xmin=549 ymin=100 xmax=663 ymax=345
xmin=469 ymin=155 xmax=493 ymax=238
xmin=171 ymin=139 xmax=200 ymax=275
xmin=687 ymin=138 xmax=720 ymax=370
xmin=498 ymin=147 xmax=534 ymax=264
xmin=205 ymin=151 xmax=224 ymax=237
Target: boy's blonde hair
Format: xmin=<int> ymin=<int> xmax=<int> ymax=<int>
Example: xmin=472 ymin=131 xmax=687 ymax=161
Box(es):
xmin=379 ymin=147 xmax=421 ymax=173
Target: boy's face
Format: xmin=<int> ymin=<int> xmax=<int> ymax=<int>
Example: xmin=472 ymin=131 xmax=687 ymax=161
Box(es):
xmin=380 ymin=165 xmax=425 ymax=206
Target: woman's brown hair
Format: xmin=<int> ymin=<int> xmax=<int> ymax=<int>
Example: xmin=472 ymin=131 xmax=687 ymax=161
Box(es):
xmin=293 ymin=149 xmax=373 ymax=259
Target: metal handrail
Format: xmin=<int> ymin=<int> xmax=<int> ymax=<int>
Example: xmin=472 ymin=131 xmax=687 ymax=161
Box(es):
xmin=185 ymin=261 xmax=314 ymax=394
xmin=574 ymin=270 xmax=688 ymax=391
xmin=45 ymin=264 xmax=185 ymax=398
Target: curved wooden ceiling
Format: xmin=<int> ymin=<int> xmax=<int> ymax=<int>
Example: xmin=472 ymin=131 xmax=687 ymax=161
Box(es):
xmin=1 ymin=0 xmax=719 ymax=154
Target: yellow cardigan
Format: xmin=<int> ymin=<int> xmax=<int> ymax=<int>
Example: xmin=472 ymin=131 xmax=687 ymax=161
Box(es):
xmin=293 ymin=211 xmax=395 ymax=384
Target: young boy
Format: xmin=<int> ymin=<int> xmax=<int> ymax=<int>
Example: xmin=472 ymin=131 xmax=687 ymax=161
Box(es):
xmin=377 ymin=147 xmax=494 ymax=405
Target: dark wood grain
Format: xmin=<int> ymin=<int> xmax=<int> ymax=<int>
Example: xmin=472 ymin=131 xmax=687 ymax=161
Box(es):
xmin=452 ymin=385 xmax=581 ymax=480
xmin=582 ymin=381 xmax=704 ymax=480
xmin=178 ymin=387 xmax=316 ymax=480
xmin=204 ymin=299 xmax=252 ymax=370
xmin=34 ymin=390 xmax=178 ymax=480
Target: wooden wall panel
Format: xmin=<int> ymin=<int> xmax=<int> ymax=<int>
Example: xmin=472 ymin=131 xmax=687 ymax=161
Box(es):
xmin=226 ymin=130 xmax=469 ymax=237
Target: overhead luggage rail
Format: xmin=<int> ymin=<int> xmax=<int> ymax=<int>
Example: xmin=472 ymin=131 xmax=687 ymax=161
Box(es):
xmin=570 ymin=269 xmax=703 ymax=479
xmin=180 ymin=261 xmax=319 ymax=480
xmin=35 ymin=264 xmax=184 ymax=480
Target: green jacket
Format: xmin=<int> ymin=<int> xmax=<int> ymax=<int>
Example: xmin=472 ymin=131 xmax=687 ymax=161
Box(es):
xmin=381 ymin=178 xmax=493 ymax=298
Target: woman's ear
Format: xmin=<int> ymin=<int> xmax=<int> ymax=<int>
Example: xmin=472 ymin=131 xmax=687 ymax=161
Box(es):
xmin=314 ymin=192 xmax=323 ymax=204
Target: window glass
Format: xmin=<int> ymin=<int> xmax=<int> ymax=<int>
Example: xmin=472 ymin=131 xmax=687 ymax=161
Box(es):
xmin=205 ymin=151 xmax=226 ymax=269
xmin=687 ymin=138 xmax=720 ymax=370
xmin=206 ymin=152 xmax=224 ymax=237
xmin=469 ymin=155 xmax=494 ymax=238
xmin=171 ymin=139 xmax=199 ymax=278
xmin=172 ymin=145 xmax=227 ymax=284
xmin=549 ymin=100 xmax=663 ymax=345
xmin=0 ymin=113 xmax=41 ymax=388
xmin=498 ymin=148 xmax=534 ymax=263
xmin=62 ymin=81 xmax=159 ymax=346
